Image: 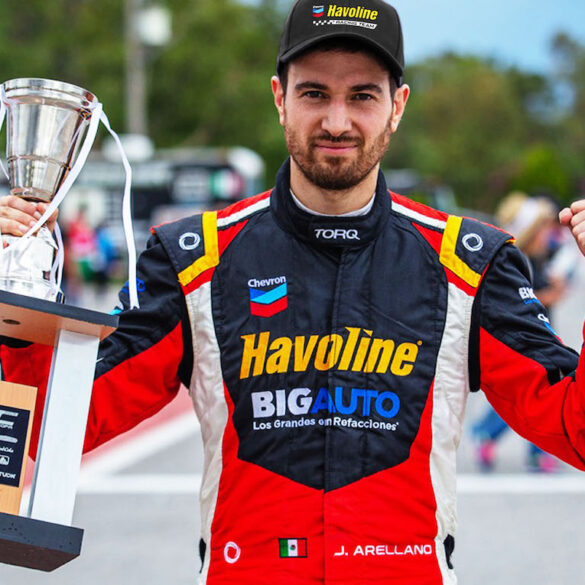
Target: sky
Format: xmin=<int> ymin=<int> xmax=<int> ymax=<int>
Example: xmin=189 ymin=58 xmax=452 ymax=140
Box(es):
xmin=386 ymin=0 xmax=585 ymax=74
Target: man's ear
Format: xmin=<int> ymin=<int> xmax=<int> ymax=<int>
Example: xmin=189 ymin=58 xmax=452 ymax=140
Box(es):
xmin=272 ymin=75 xmax=286 ymax=126
xmin=390 ymin=84 xmax=410 ymax=133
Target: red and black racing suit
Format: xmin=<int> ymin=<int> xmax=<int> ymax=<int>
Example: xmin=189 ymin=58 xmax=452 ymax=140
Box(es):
xmin=2 ymin=159 xmax=585 ymax=584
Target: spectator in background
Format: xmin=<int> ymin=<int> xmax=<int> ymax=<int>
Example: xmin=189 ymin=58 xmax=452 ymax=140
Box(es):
xmin=67 ymin=204 xmax=97 ymax=283
xmin=61 ymin=205 xmax=97 ymax=304
xmin=472 ymin=191 xmax=567 ymax=472
xmin=93 ymin=221 xmax=119 ymax=299
xmin=63 ymin=208 xmax=119 ymax=306
xmin=548 ymin=221 xmax=585 ymax=352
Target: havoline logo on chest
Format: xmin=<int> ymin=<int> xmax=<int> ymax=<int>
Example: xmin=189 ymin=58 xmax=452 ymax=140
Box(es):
xmin=240 ymin=326 xmax=421 ymax=378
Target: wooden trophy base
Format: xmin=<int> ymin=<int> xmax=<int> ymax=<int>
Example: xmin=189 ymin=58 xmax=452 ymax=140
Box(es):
xmin=0 ymin=512 xmax=83 ymax=571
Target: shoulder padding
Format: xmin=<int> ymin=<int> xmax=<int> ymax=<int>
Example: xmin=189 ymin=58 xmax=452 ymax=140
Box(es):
xmin=153 ymin=212 xmax=219 ymax=285
xmin=440 ymin=215 xmax=513 ymax=288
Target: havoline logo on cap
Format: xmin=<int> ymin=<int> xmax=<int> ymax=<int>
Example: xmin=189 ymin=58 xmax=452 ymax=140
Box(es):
xmin=327 ymin=4 xmax=379 ymax=20
xmin=312 ymin=4 xmax=379 ymax=29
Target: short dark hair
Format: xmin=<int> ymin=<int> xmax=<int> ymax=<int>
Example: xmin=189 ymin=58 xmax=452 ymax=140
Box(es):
xmin=277 ymin=38 xmax=399 ymax=99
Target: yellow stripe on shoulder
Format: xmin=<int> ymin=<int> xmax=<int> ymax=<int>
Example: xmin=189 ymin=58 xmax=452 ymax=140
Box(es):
xmin=439 ymin=216 xmax=482 ymax=288
xmin=178 ymin=211 xmax=219 ymax=286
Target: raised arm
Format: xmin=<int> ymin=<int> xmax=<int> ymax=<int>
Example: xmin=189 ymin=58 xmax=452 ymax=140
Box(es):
xmin=472 ymin=241 xmax=585 ymax=469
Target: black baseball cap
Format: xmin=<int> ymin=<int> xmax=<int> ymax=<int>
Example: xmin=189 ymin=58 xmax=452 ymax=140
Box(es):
xmin=277 ymin=0 xmax=404 ymax=85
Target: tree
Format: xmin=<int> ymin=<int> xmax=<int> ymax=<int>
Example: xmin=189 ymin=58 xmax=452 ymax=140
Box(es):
xmin=508 ymin=144 xmax=572 ymax=200
xmin=551 ymin=33 xmax=585 ymax=193
xmin=385 ymin=54 xmax=554 ymax=211
xmin=0 ymin=0 xmax=126 ymax=130
xmin=1 ymin=2 xmax=584 ymax=206
xmin=148 ymin=0 xmax=288 ymax=178
xmin=0 ymin=0 xmax=288 ymax=179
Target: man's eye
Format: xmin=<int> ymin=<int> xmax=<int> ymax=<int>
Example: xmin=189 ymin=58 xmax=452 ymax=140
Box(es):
xmin=353 ymin=93 xmax=374 ymax=101
xmin=302 ymin=90 xmax=325 ymax=99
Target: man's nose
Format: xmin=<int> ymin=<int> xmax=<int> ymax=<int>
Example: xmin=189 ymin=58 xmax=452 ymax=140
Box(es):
xmin=321 ymin=101 xmax=352 ymax=136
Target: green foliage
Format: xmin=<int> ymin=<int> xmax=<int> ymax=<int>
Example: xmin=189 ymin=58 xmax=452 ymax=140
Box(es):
xmin=148 ymin=0 xmax=287 ymax=178
xmin=386 ymin=53 xmax=562 ymax=211
xmin=551 ymin=33 xmax=585 ymax=181
xmin=0 ymin=0 xmax=288 ymax=179
xmin=0 ymin=0 xmax=126 ymax=130
xmin=508 ymin=144 xmax=571 ymax=200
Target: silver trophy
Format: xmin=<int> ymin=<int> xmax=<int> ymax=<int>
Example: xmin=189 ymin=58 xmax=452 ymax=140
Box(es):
xmin=0 ymin=78 xmax=100 ymax=301
xmin=0 ymin=81 xmax=137 ymax=574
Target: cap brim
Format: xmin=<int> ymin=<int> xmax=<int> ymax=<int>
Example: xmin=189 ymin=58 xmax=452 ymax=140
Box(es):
xmin=277 ymin=32 xmax=403 ymax=82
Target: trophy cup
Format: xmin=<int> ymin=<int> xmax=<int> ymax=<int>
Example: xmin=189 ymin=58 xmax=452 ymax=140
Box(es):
xmin=0 ymin=78 xmax=103 ymax=301
xmin=0 ymin=79 xmax=133 ymax=571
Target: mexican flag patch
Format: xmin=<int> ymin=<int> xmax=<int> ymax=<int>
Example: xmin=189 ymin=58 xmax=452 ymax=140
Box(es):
xmin=279 ymin=538 xmax=308 ymax=558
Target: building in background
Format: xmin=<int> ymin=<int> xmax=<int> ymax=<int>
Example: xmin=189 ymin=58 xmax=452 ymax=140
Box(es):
xmin=59 ymin=144 xmax=265 ymax=254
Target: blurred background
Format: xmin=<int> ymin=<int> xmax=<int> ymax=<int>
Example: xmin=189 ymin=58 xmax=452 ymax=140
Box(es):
xmin=2 ymin=1 xmax=585 ymax=583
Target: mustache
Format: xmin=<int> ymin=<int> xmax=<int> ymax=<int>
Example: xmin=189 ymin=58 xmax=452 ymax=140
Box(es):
xmin=311 ymin=133 xmax=363 ymax=145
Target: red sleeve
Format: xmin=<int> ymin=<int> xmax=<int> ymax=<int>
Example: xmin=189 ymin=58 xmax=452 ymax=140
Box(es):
xmin=84 ymin=323 xmax=184 ymax=452
xmin=480 ymin=327 xmax=585 ymax=469
xmin=0 ymin=342 xmax=53 ymax=458
xmin=477 ymin=244 xmax=585 ymax=469
xmin=0 ymin=233 xmax=192 ymax=455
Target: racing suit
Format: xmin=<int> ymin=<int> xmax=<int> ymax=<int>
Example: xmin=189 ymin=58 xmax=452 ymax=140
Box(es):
xmin=2 ymin=158 xmax=585 ymax=585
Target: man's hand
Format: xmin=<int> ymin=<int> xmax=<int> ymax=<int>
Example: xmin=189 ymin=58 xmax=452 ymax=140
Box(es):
xmin=559 ymin=200 xmax=585 ymax=257
xmin=0 ymin=195 xmax=58 ymax=238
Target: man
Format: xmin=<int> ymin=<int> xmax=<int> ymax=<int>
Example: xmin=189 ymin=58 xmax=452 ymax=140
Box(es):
xmin=1 ymin=1 xmax=585 ymax=583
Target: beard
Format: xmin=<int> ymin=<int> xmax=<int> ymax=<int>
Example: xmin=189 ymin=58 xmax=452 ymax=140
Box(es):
xmin=284 ymin=117 xmax=392 ymax=191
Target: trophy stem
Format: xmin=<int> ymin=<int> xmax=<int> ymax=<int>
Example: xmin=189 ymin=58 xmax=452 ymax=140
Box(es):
xmin=0 ymin=228 xmax=62 ymax=302
xmin=9 ymin=188 xmax=55 ymax=203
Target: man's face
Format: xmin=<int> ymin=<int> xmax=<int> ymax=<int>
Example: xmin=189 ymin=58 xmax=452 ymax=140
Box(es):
xmin=272 ymin=49 xmax=408 ymax=192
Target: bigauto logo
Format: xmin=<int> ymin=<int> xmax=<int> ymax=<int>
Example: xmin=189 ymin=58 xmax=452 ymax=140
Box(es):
xmin=252 ymin=387 xmax=401 ymax=419
xmin=249 ymin=386 xmax=401 ymax=433
xmin=314 ymin=228 xmax=360 ymax=241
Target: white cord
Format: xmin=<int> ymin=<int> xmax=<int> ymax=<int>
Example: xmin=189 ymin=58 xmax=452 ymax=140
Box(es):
xmin=98 ymin=112 xmax=139 ymax=309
